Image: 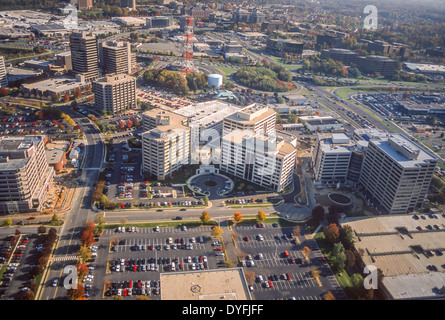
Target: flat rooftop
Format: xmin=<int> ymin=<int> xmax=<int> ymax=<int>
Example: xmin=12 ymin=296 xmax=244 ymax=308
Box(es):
xmin=173 ymin=100 xmax=241 ymax=129
xmin=371 ymin=134 xmax=437 ymax=168
xmin=160 ymin=268 xmax=251 ymax=300
xmin=342 ymin=214 xmax=445 ymax=299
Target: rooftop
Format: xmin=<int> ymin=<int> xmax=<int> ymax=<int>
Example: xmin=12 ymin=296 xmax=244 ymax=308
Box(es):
xmin=342 ymin=215 xmax=445 ymax=299
xmin=371 ymin=134 xmax=437 ymax=168
xmin=160 ymin=268 xmax=250 ymax=300
xmin=173 ymin=100 xmax=240 ymax=129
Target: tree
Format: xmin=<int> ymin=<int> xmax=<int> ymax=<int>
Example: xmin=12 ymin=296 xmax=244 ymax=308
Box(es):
xmin=233 ymin=212 xmax=243 ymax=224
xmin=95 ymin=212 xmax=106 ymax=227
xmin=345 ymin=249 xmax=356 ymax=268
xmin=37 ymin=225 xmax=47 ymax=234
xmin=324 ymin=223 xmax=340 ymax=246
xmin=78 ymin=246 xmax=92 ymax=262
xmin=312 ymin=205 xmax=325 ymax=223
xmin=302 ymin=246 xmax=311 ymax=261
xmin=211 ymin=226 xmax=223 ymax=238
xmin=2 ymin=218 xmax=12 ymax=226
xmin=324 ymin=291 xmax=336 ymax=300
xmin=340 ymin=225 xmax=355 ymax=250
xmin=80 ymin=231 xmax=95 ymax=247
xmin=257 ymin=210 xmax=266 ymax=222
xmin=84 ymin=220 xmax=96 ymax=233
xmin=67 ymin=286 xmax=86 ymax=300
xmin=200 ymin=211 xmax=210 ymax=224
xmin=329 ymin=243 xmax=346 ymax=272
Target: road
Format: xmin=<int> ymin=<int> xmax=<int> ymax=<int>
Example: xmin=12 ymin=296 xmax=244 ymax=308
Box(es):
xmin=38 ymin=107 xmax=105 ymax=300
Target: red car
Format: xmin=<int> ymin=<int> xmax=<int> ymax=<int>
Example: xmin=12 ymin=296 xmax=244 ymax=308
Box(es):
xmin=268 ymin=280 xmax=273 ymax=288
xmin=214 ymin=247 xmax=223 ymax=251
xmin=244 ymin=236 xmax=250 ymax=242
xmin=286 ymin=273 xmax=291 ymax=280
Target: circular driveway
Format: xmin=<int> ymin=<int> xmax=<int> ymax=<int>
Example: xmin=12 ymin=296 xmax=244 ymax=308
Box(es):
xmin=188 ymin=173 xmax=233 ymax=199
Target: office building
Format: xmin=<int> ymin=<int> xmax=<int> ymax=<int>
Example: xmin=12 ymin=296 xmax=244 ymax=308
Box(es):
xmin=93 ymin=74 xmax=136 ymax=115
xmin=220 ymin=131 xmax=296 ymax=192
xmin=266 ymin=39 xmax=304 ymax=55
xmin=120 ymin=0 xmax=136 ymax=10
xmin=173 ymin=100 xmax=240 ymax=146
xmin=70 ymin=31 xmax=99 ymax=82
xmin=99 ymin=41 xmax=132 ymax=75
xmin=0 ymin=136 xmax=54 ymax=214
xmin=78 ymin=0 xmax=93 ymax=10
xmin=142 ymin=110 xmax=190 ymax=181
xmin=358 ymin=134 xmax=437 ymax=214
xmin=222 ymin=103 xmax=276 ymax=137
xmin=146 ymin=16 xmax=174 ymax=29
xmin=312 ymin=133 xmax=354 ymax=184
xmin=299 ymin=116 xmax=343 ymax=132
xmin=356 ymin=55 xmax=398 ymax=77
xmin=55 ymin=51 xmax=72 ymax=71
xmin=320 ymin=48 xmax=359 ymax=65
xmin=0 ymin=56 xmax=7 ymax=87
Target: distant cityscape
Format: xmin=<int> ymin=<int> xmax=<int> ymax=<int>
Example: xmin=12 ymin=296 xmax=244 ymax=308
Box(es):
xmin=0 ymin=0 xmax=444 ymax=305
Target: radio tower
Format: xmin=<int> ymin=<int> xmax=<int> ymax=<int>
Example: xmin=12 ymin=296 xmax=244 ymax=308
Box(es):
xmin=182 ymin=16 xmax=195 ymax=75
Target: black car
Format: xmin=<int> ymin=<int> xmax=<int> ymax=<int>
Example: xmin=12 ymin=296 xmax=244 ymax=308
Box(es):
xmin=174 ymin=216 xmax=183 ymax=220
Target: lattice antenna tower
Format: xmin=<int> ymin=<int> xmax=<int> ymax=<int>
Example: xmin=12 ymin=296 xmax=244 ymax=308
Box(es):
xmin=182 ymin=16 xmax=195 ymax=75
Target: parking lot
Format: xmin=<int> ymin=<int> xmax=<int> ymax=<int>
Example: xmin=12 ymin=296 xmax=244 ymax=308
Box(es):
xmin=84 ymin=221 xmax=346 ymax=300
xmin=95 ymin=225 xmax=226 ymax=300
xmin=231 ymin=224 xmax=346 ymax=300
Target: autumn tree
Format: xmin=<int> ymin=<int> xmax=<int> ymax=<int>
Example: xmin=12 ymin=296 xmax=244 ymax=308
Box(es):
xmin=324 ymin=291 xmax=336 ymax=300
xmin=80 ymin=231 xmax=95 ymax=247
xmin=76 ymin=262 xmax=89 ymax=281
xmin=77 ymin=246 xmax=92 ymax=262
xmin=256 ymin=210 xmax=266 ymax=222
xmin=302 ymin=246 xmax=311 ymax=262
xmin=211 ymin=226 xmax=223 ymax=238
xmin=324 ymin=223 xmax=340 ymax=246
xmin=200 ymin=211 xmax=210 ymax=224
xmin=84 ymin=220 xmax=96 ymax=233
xmin=67 ymin=286 xmax=86 ymax=300
xmin=233 ymin=211 xmax=243 ymax=224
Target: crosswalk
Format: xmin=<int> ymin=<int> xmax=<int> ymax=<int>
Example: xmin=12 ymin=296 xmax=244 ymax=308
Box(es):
xmin=52 ymin=255 xmax=78 ymax=262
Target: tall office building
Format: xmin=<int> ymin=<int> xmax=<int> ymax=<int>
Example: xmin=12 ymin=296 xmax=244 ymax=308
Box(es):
xmin=222 ymin=104 xmax=276 ymax=137
xmin=0 ymin=56 xmax=7 ymax=87
xmin=120 ymin=0 xmax=136 ymax=10
xmin=142 ymin=109 xmax=190 ymax=180
xmin=220 ymin=131 xmax=296 ymax=192
xmin=312 ymin=133 xmax=354 ymax=184
xmin=358 ymin=134 xmax=437 ymax=214
xmin=93 ymin=74 xmax=136 ymax=115
xmin=70 ymin=31 xmax=99 ymax=82
xmin=0 ymin=136 xmax=54 ymax=214
xmin=78 ymin=0 xmax=93 ymax=10
xmin=99 ymin=41 xmax=132 ymax=75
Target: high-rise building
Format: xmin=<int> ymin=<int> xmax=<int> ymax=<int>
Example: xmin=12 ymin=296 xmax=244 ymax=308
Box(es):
xmin=0 ymin=56 xmax=7 ymax=87
xmin=78 ymin=0 xmax=93 ymax=11
xmin=0 ymin=136 xmax=54 ymax=214
xmin=70 ymin=31 xmax=99 ymax=82
xmin=312 ymin=133 xmax=354 ymax=184
xmin=99 ymin=41 xmax=132 ymax=75
xmin=222 ymin=104 xmax=276 ymax=137
xmin=120 ymin=0 xmax=136 ymax=10
xmin=220 ymin=131 xmax=296 ymax=192
xmin=358 ymin=134 xmax=437 ymax=214
xmin=93 ymin=74 xmax=136 ymax=115
xmin=142 ymin=109 xmax=190 ymax=180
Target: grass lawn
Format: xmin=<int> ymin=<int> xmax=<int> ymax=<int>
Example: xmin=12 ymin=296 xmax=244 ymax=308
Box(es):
xmin=215 ymin=66 xmax=238 ymax=76
xmin=313 ymin=231 xmax=353 ymax=291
